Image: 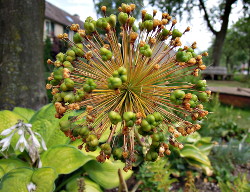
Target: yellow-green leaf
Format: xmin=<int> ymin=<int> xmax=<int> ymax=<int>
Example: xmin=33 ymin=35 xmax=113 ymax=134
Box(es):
xmin=83 ymin=160 xmax=133 ymax=189
xmin=13 ymin=107 xmax=35 ymax=122
xmin=31 ymin=167 xmax=58 ymax=192
xmin=180 ymin=144 xmax=211 ymax=166
xmin=0 ymin=167 xmax=33 ymax=192
xmin=0 ymin=158 xmax=29 ymax=178
xmin=41 ymin=145 xmax=92 ymax=174
xmin=66 ymin=177 xmax=102 ymax=192
xmin=29 ymin=104 xmax=70 ymax=148
xmin=0 ymin=110 xmax=27 ymax=148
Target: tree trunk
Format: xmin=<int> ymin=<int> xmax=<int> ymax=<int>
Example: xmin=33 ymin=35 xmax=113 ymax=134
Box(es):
xmin=0 ymin=0 xmax=47 ymax=110
xmin=212 ymin=32 xmax=227 ymax=66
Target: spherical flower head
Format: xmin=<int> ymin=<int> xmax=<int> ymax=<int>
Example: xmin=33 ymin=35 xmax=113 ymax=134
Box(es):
xmin=47 ymin=3 xmax=210 ymax=170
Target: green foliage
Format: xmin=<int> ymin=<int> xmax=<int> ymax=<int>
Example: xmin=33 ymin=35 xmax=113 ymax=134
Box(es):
xmin=0 ymin=167 xmax=58 ymax=192
xmin=0 ymin=110 xmax=28 ymax=147
xmin=136 ymin=159 xmax=177 ymax=192
xmin=172 ymin=132 xmax=213 ymax=176
xmin=29 ymin=104 xmax=70 ymax=148
xmin=41 ymin=145 xmax=92 ymax=175
xmin=0 ymin=105 xmax=133 ymax=191
xmin=200 ymin=95 xmax=249 ymax=141
xmin=210 ymin=139 xmax=250 ymax=182
xmin=83 ymin=160 xmax=133 ymax=189
xmin=0 ymin=158 xmax=29 ymax=178
xmin=219 ymin=174 xmax=250 ymax=192
xmin=65 ymin=177 xmax=102 ymax=192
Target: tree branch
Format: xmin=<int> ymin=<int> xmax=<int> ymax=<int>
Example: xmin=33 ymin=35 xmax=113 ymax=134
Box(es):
xmin=198 ymin=0 xmax=218 ymax=35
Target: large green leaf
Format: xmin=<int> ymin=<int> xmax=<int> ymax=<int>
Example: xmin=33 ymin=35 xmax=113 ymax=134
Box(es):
xmin=41 ymin=145 xmax=92 ymax=174
xmin=29 ymin=104 xmax=70 ymax=147
xmin=185 ymin=159 xmax=213 ymax=176
xmin=194 ymin=138 xmax=213 ymax=156
xmin=70 ymin=139 xmax=101 ymax=159
xmin=31 ymin=167 xmax=58 ymax=192
xmin=66 ymin=177 xmax=102 ymax=192
xmin=180 ymin=144 xmax=211 ymax=166
xmin=83 ymin=160 xmax=133 ymax=189
xmin=13 ymin=107 xmax=35 ymax=122
xmin=0 ymin=167 xmax=33 ymax=192
xmin=0 ymin=167 xmax=4 ymax=179
xmin=0 ymin=167 xmax=58 ymax=192
xmin=0 ymin=158 xmax=29 ymax=178
xmin=178 ymin=132 xmax=201 ymax=143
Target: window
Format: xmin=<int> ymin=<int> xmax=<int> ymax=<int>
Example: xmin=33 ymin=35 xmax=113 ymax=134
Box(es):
xmin=45 ymin=20 xmax=54 ymax=37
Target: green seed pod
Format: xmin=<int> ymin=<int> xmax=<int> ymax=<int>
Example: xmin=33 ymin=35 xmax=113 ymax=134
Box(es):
xmin=123 ymin=111 xmax=136 ymax=121
xmin=87 ymin=145 xmax=97 ymax=152
xmin=144 ymin=20 xmax=153 ymax=32
xmin=118 ymin=12 xmax=128 ymax=25
xmin=144 ymin=49 xmax=152 ymax=57
xmin=141 ymin=119 xmax=152 ymax=132
xmin=50 ymin=79 xmax=60 ymax=86
xmin=56 ymin=52 xmax=65 ymax=62
xmin=108 ymin=77 xmax=122 ymax=89
xmin=53 ymin=67 xmax=64 ymax=81
xmin=64 ymin=78 xmax=74 ymax=90
xmin=117 ymin=67 xmax=127 ymax=75
xmin=197 ymin=92 xmax=209 ymax=102
xmin=191 ymin=94 xmax=198 ymax=102
xmin=53 ymin=93 xmax=63 ymax=103
xmin=152 ymin=133 xmax=160 ymax=142
xmin=89 ymin=138 xmax=99 ymax=147
xmin=66 ymin=49 xmax=76 ymax=57
xmin=132 ymin=24 xmax=138 ymax=32
xmin=128 ymin=17 xmax=136 ymax=27
xmin=172 ymin=29 xmax=182 ymax=38
xmin=189 ymin=100 xmax=196 ymax=108
xmin=73 ymin=33 xmax=83 ymax=43
xmin=64 ymin=92 xmax=75 ymax=103
xmin=176 ymin=51 xmax=189 ymax=62
xmin=173 ymin=90 xmax=185 ymax=99
xmin=111 ymin=70 xmax=119 ymax=77
xmin=59 ymin=120 xmax=71 ymax=132
xmin=196 ymin=80 xmax=206 ymax=88
xmin=120 ymin=75 xmax=127 ymax=83
xmin=108 ymin=14 xmax=116 ymax=28
xmin=60 ymin=83 xmax=68 ymax=92
xmin=108 ymin=111 xmax=122 ymax=125
xmin=152 ymin=112 xmax=163 ymax=122
xmin=144 ymin=13 xmax=153 ymax=21
xmin=112 ymin=148 xmax=123 ymax=160
xmin=187 ymin=48 xmax=194 ymax=52
xmin=162 ymin=28 xmax=169 ymax=36
xmin=63 ymin=61 xmax=74 ymax=72
xmin=146 ymin=114 xmax=155 ymax=124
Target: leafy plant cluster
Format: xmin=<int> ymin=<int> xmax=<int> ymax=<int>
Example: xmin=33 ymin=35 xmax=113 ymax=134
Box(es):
xmin=0 ymin=105 xmax=132 ymax=191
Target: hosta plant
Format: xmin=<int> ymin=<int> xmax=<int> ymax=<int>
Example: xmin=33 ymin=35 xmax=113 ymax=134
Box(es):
xmin=46 ymin=3 xmax=210 ymax=171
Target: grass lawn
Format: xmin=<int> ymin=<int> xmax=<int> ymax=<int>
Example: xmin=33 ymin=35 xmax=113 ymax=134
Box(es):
xmin=207 ymin=80 xmax=250 ymax=88
xmin=216 ymin=105 xmax=250 ymax=130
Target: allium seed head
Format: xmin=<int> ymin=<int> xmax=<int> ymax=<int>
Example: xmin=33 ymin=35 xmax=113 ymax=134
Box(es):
xmin=47 ymin=3 xmax=210 ymax=170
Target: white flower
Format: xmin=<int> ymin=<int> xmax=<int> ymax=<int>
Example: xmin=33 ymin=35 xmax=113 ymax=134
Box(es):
xmin=15 ymin=134 xmax=29 ymax=152
xmin=0 ymin=131 xmax=15 ymax=151
xmin=0 ymin=124 xmax=17 ymax=136
xmin=27 ymin=182 xmax=36 ymax=192
xmin=0 ymin=120 xmax=47 ymax=165
xmin=34 ymin=132 xmax=47 ymax=151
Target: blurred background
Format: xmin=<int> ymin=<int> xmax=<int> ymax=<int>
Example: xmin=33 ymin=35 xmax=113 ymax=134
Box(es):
xmin=0 ymin=0 xmax=249 ymax=191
